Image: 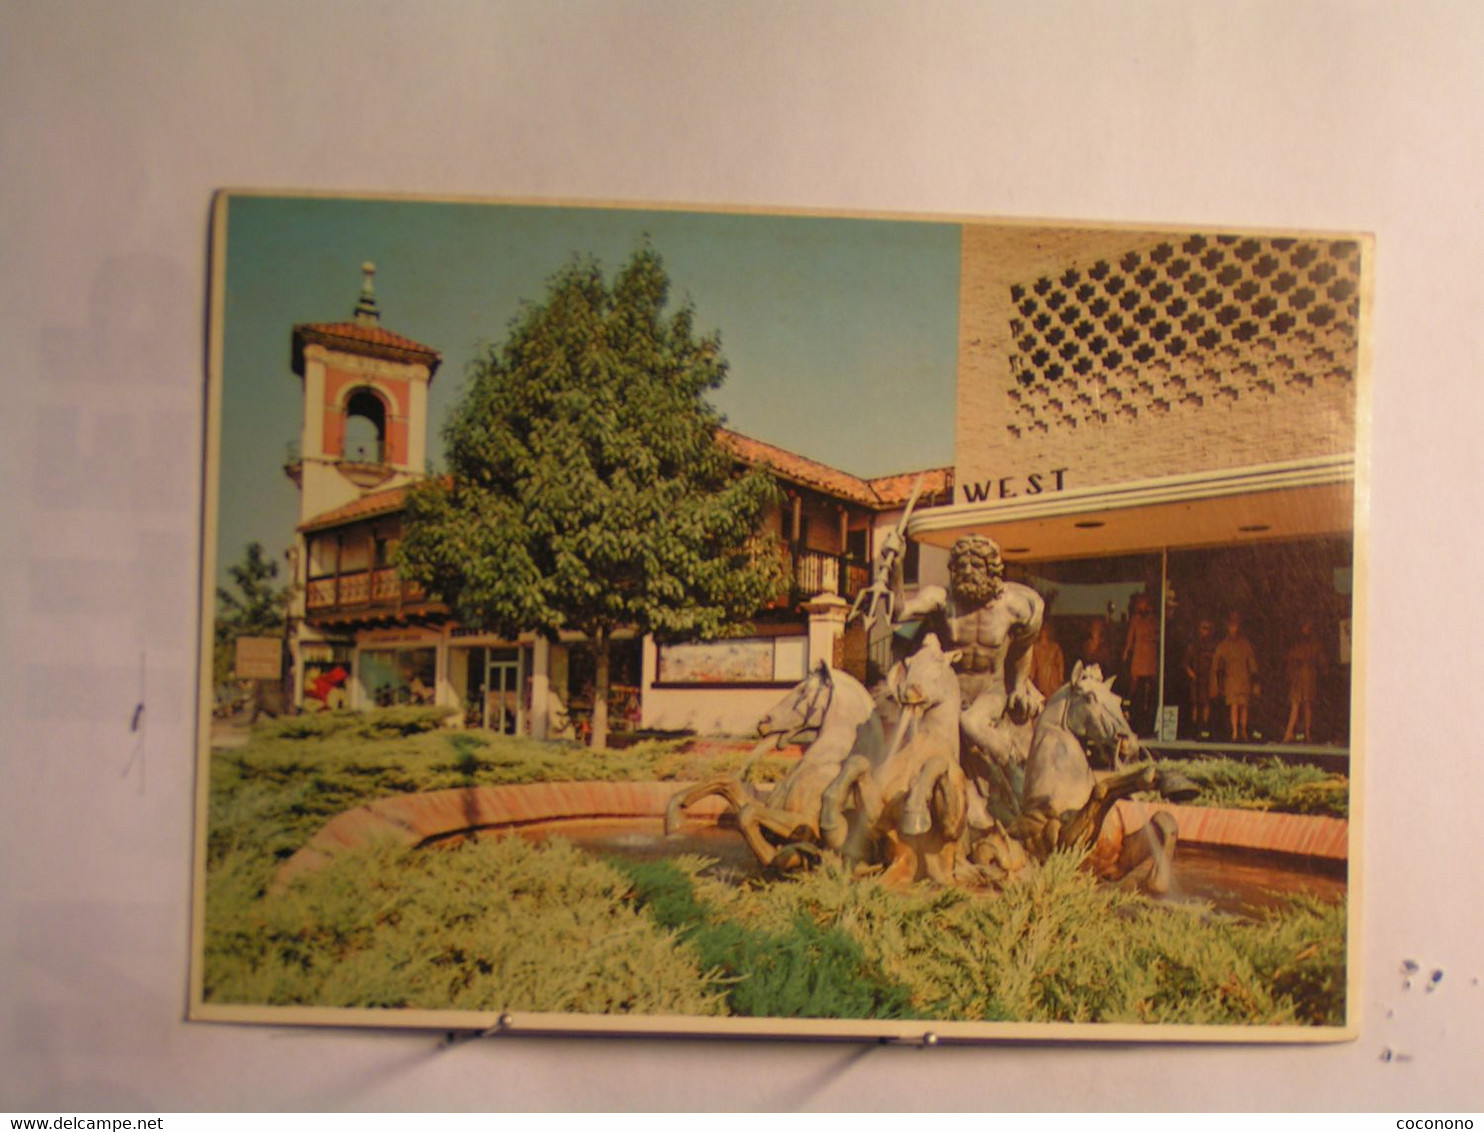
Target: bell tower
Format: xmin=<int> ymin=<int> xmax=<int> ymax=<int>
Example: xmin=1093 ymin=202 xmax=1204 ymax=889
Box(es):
xmin=287 ymin=262 xmax=442 ymax=524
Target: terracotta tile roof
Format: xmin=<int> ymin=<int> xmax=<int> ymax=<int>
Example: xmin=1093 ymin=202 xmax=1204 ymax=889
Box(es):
xmin=298 ymin=437 xmax=944 ymax=533
xmin=292 ymin=321 xmax=443 ymax=374
xmin=867 ymin=466 xmax=954 ymax=506
xmin=298 ymin=485 xmax=410 ymax=532
xmin=718 ymin=428 xmax=949 ymax=510
xmin=716 ymin=428 xmax=880 ymax=506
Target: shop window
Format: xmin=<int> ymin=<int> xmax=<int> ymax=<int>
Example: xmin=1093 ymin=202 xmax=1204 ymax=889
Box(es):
xmin=1021 ymin=552 xmax=1162 ymax=736
xmin=302 ymin=641 xmax=354 ymax=711
xmin=359 ymin=647 xmax=436 ymax=708
xmin=565 ymin=638 xmax=643 ymax=733
xmin=1020 ymin=539 xmax=1352 ymax=745
xmin=1165 ymin=538 xmax=1352 ymax=745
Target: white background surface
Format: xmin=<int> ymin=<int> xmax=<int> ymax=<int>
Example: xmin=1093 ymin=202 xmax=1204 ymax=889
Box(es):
xmin=3 ymin=0 xmax=1482 ymax=1113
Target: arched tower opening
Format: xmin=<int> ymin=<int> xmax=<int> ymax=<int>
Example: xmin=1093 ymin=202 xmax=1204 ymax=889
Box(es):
xmin=342 ymin=388 xmax=387 ymax=464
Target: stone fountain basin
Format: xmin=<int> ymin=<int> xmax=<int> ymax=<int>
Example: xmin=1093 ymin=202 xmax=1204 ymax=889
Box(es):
xmin=272 ymin=780 xmax=1347 ymax=899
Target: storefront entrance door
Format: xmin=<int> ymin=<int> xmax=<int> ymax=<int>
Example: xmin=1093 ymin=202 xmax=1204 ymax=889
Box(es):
xmin=484 ymin=650 xmax=521 ymax=735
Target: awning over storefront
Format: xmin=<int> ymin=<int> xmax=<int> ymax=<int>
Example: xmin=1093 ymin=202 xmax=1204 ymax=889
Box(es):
xmin=907 ymin=454 xmax=1355 ymax=560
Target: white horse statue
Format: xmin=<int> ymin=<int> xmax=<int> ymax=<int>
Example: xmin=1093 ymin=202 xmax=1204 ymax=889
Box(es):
xmin=818 ymin=635 xmax=974 ymax=885
xmin=1012 ymin=661 xmax=1182 ymax=894
xmin=664 ymin=661 xmax=882 ymax=869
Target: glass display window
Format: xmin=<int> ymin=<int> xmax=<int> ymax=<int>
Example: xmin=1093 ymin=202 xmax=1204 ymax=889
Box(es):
xmin=358 ymin=646 xmax=437 ymax=708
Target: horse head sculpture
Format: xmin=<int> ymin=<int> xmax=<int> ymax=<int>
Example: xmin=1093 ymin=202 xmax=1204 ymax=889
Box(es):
xmin=883 ymin=633 xmax=964 ymax=762
xmin=756 ymin=660 xmax=837 ymax=748
xmin=1056 ymin=661 xmax=1141 ymax=770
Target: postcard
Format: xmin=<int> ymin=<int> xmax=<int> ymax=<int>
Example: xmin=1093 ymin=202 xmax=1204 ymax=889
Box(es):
xmin=193 ymin=192 xmax=1367 ymax=1041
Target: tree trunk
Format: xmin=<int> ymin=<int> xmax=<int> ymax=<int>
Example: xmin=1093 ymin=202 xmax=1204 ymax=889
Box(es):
xmin=591 ymin=625 xmax=610 ymax=750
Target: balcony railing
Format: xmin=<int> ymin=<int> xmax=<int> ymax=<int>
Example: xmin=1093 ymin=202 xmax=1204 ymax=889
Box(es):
xmin=306 ymin=568 xmax=428 ymax=615
xmin=789 ymin=548 xmax=869 ymax=603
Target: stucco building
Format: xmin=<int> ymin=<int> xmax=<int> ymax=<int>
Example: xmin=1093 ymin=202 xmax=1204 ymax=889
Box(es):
xmin=279 ymin=266 xmax=949 ymax=739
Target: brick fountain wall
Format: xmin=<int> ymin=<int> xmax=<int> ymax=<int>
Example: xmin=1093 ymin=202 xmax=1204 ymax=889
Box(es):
xmin=271 ymin=781 xmax=1347 ymax=892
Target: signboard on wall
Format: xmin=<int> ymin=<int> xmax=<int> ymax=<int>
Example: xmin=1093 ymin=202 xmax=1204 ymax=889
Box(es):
xmin=1159 ymin=705 xmax=1180 ymax=742
xmin=233 ymin=635 xmax=281 ymax=680
xmin=656 ymin=635 xmax=808 ymax=685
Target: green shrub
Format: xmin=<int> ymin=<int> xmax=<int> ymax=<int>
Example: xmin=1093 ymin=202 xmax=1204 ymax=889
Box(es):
xmin=611 ymin=856 xmax=916 ymax=1019
xmin=1151 ymin=757 xmax=1348 ymax=819
xmin=204 ymin=836 xmax=725 ymax=1016
xmin=202 ymin=725 xmax=1348 ymax=1026
xmin=253 ymin=711 xmax=362 ymax=741
xmin=1242 ymin=895 xmax=1348 ymax=1026
xmin=354 ymin=705 xmax=461 ymax=736
xmin=691 ymin=851 xmax=1346 ymax=1026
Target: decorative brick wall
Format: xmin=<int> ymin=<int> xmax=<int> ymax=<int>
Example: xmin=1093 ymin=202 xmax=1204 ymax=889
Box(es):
xmin=956 ymin=225 xmax=1364 ymax=498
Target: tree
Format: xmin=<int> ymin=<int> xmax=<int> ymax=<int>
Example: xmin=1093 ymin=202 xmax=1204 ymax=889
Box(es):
xmin=214 ymin=541 xmax=290 ymax=691
xmin=398 ymin=246 xmax=782 ymax=748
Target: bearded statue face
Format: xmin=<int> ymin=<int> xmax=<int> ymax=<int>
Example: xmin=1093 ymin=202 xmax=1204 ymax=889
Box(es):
xmin=948 ymin=535 xmax=1005 ymax=608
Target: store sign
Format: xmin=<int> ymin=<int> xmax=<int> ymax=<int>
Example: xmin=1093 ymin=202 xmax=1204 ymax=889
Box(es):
xmin=234 ymin=636 xmax=282 ymax=680
xmin=960 ymin=467 xmax=1068 ymax=504
xmin=361 ymin=627 xmax=436 ymax=644
xmin=1159 ymin=706 xmax=1180 ymax=743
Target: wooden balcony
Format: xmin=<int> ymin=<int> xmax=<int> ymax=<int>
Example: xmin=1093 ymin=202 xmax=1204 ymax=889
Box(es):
xmin=305 ymin=567 xmax=437 ymax=625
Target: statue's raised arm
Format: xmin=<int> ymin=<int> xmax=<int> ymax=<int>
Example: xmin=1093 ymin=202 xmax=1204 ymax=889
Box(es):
xmin=849 ymin=476 xmax=926 ymax=627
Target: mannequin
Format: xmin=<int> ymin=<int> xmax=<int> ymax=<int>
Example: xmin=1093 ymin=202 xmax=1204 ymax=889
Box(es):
xmin=1211 ymin=611 xmax=1259 ymax=741
xmin=1122 ymin=593 xmax=1160 ymax=735
xmin=1282 ymin=619 xmax=1326 ymax=742
xmin=1030 ymin=618 xmax=1066 ymax=700
xmin=1183 ymin=618 xmax=1217 ymax=739
xmin=1081 ymin=616 xmax=1113 ymax=672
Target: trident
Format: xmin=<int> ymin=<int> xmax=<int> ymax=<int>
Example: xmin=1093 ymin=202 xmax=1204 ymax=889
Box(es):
xmin=849 ymin=474 xmax=925 ymax=626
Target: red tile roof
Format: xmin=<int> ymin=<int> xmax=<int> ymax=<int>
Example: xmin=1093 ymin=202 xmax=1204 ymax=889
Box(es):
xmin=716 ymin=428 xmax=880 ymax=506
xmin=299 ymin=482 xmax=413 ymax=531
xmin=292 ymin=321 xmax=443 ymax=374
xmin=299 ymin=436 xmax=944 ymax=533
xmin=867 ymin=466 xmax=954 ymax=506
xmin=718 ymin=429 xmax=951 ymax=509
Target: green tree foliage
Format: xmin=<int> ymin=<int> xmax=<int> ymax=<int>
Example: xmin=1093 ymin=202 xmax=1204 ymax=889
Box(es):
xmin=398 ymin=246 xmax=782 ymax=747
xmin=214 ymin=541 xmax=289 ymax=691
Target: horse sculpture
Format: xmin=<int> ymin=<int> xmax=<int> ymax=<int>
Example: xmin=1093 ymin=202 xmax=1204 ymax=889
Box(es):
xmin=819 ymin=635 xmax=972 ymax=886
xmin=663 ymin=661 xmax=883 ymax=869
xmin=1012 ymin=661 xmax=1181 ymax=894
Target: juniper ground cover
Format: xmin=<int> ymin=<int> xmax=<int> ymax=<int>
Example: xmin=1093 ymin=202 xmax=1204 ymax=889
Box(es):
xmin=200 ymin=714 xmax=1346 ymax=1025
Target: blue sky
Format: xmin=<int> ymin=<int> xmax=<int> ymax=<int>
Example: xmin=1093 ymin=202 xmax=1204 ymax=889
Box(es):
xmin=215 ymin=194 xmax=961 ymax=583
